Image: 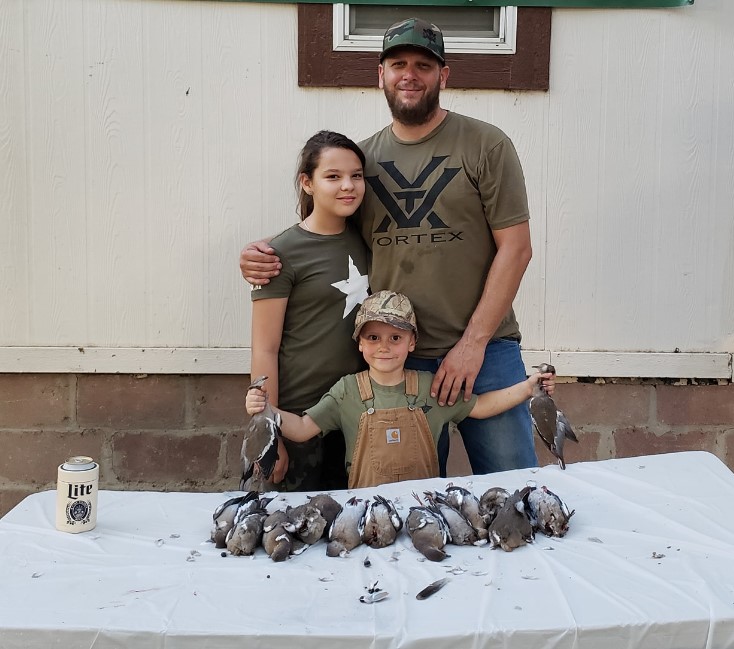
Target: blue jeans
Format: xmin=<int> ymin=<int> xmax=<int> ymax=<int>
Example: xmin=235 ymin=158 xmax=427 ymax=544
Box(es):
xmin=405 ymin=337 xmax=538 ymax=477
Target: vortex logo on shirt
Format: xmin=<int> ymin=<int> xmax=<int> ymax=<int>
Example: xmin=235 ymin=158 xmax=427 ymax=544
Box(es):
xmin=367 ymin=156 xmax=460 ymax=233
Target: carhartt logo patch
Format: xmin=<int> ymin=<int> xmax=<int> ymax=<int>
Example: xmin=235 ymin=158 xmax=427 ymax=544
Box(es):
xmin=386 ymin=428 xmax=401 ymax=444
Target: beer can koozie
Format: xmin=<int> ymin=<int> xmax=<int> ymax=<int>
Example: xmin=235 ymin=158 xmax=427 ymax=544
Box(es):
xmin=55 ymin=456 xmax=99 ymax=533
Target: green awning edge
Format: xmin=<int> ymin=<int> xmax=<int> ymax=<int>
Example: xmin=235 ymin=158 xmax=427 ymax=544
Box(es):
xmin=219 ymin=0 xmax=692 ymax=6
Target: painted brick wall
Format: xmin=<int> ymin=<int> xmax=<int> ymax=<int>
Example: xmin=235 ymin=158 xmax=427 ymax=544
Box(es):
xmin=2 ymin=374 xmax=733 ymax=517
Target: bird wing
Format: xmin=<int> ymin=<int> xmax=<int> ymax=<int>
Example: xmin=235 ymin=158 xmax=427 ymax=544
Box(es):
xmin=240 ymin=411 xmax=280 ymax=488
xmin=212 ymin=495 xmax=247 ymax=522
xmin=529 ymin=395 xmax=557 ymax=449
xmin=254 ymin=416 xmax=280 ymax=478
xmin=557 ymin=409 xmax=578 ymax=442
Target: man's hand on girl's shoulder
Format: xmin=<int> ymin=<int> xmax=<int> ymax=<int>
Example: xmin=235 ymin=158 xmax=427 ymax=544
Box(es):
xmin=239 ymin=239 xmax=282 ymax=285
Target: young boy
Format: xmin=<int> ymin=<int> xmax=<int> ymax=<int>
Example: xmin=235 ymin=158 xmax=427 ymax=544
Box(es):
xmin=246 ymin=291 xmax=554 ymax=489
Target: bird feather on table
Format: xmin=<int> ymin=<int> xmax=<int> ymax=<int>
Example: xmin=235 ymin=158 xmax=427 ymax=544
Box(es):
xmin=529 ymin=363 xmax=578 ymax=470
xmin=240 ymin=376 xmax=281 ymax=490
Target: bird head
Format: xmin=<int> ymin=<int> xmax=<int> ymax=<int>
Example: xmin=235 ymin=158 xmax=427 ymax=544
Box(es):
xmin=248 ymin=375 xmax=268 ymax=390
xmin=533 ymin=363 xmax=556 ymax=375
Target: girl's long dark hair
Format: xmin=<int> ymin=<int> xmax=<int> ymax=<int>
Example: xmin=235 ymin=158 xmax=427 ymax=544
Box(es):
xmin=296 ymin=131 xmax=366 ymax=220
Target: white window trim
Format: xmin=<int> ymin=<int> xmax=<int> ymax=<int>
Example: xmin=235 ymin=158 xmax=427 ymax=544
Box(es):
xmin=332 ymin=4 xmax=517 ymax=55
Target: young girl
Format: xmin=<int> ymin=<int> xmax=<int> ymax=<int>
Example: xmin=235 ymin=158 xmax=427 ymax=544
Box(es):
xmin=247 ymin=131 xmax=370 ymax=491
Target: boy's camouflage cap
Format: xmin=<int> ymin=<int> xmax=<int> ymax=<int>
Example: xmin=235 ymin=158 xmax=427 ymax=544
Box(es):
xmin=380 ymin=17 xmax=445 ymax=65
xmin=353 ymin=291 xmax=418 ymax=341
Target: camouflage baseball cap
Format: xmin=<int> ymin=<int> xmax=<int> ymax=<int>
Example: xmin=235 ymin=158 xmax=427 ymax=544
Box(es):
xmin=380 ymin=17 xmax=445 ymax=65
xmin=353 ymin=291 xmax=418 ymax=341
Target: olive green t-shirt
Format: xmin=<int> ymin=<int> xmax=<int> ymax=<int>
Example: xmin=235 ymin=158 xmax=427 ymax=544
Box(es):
xmin=358 ymin=111 xmax=530 ymax=357
xmin=305 ymin=371 xmax=477 ymax=474
xmin=251 ymin=223 xmax=370 ymax=413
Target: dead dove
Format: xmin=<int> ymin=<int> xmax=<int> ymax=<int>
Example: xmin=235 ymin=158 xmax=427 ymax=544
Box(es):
xmin=210 ymin=491 xmax=259 ymax=548
xmin=326 ymin=496 xmax=367 ymax=557
xmin=424 ymin=491 xmax=481 ymax=546
xmin=307 ymin=494 xmax=343 ymax=537
xmin=527 ymin=485 xmax=574 ymax=538
xmin=225 ymin=499 xmax=270 ymax=556
xmin=262 ymin=510 xmax=296 ymax=562
xmin=444 ymin=484 xmax=488 ymax=541
xmin=284 ymin=503 xmax=328 ymax=545
xmin=240 ymin=376 xmax=281 ymax=490
xmin=406 ymin=494 xmax=451 ymax=562
xmin=488 ymin=486 xmax=534 ymax=552
xmin=478 ymin=487 xmax=510 ymax=527
xmin=530 ymin=363 xmax=578 ymax=470
xmin=362 ymin=495 xmax=403 ymax=549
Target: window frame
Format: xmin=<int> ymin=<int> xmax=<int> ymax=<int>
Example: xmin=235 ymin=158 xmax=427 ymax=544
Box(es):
xmin=298 ymin=4 xmax=551 ymax=90
xmin=332 ymin=5 xmax=518 ymax=55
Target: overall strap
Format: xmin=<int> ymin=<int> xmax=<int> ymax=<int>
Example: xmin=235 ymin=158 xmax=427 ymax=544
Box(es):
xmin=404 ymin=370 xmax=419 ymax=397
xmin=356 ymin=371 xmax=374 ymax=403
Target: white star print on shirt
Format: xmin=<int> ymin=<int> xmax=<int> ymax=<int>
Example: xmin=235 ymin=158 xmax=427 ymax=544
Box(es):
xmin=331 ymin=255 xmax=369 ymax=318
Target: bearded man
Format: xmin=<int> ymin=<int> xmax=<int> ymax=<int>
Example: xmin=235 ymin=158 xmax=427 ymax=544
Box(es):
xmin=242 ymin=18 xmax=537 ymax=477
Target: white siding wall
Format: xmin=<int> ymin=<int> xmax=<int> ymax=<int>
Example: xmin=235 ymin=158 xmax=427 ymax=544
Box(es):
xmin=1 ymin=0 xmax=732 ymax=377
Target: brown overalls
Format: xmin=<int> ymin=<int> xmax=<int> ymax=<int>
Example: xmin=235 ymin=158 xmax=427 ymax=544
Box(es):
xmin=348 ymin=370 xmax=440 ymax=489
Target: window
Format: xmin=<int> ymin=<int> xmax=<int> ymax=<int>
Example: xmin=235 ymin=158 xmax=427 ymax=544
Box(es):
xmin=298 ymin=5 xmax=551 ymax=90
xmin=333 ymin=5 xmax=517 ymax=55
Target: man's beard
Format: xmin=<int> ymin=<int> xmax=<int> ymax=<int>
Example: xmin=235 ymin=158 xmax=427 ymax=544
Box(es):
xmin=384 ymin=82 xmax=441 ymax=127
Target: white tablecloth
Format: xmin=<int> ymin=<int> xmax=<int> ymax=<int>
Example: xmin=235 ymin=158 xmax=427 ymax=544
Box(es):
xmin=1 ymin=451 xmax=734 ymax=649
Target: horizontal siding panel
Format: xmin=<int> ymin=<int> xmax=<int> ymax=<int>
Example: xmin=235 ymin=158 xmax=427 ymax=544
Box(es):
xmin=1 ymin=347 xmax=728 ymax=379
xmin=552 ymin=351 xmax=732 ymax=379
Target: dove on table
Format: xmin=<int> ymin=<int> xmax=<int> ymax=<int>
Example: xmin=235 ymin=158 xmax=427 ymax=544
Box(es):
xmin=240 ymin=376 xmax=281 ymax=490
xmin=225 ymin=497 xmax=271 ymax=556
xmin=527 ymin=485 xmax=574 ymax=538
xmin=307 ymin=494 xmax=343 ymax=537
xmin=210 ymin=491 xmax=259 ymax=549
xmin=262 ymin=510 xmax=297 ymax=562
xmin=284 ymin=503 xmax=328 ymax=545
xmin=530 ymin=363 xmax=578 ymax=470
xmin=424 ymin=491 xmax=480 ymax=546
xmin=478 ymin=487 xmax=510 ymax=527
xmin=327 ymin=496 xmax=367 ymax=557
xmin=444 ymin=484 xmax=488 ymax=541
xmin=406 ymin=493 xmax=451 ymax=562
xmin=488 ymin=486 xmax=534 ymax=552
xmin=362 ymin=495 xmax=403 ymax=549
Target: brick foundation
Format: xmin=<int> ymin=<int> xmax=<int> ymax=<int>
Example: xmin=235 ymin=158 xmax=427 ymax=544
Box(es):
xmin=1 ymin=374 xmax=733 ymax=517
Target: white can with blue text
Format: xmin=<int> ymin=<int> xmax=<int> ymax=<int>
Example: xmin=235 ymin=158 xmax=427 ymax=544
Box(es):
xmin=55 ymin=456 xmax=99 ymax=533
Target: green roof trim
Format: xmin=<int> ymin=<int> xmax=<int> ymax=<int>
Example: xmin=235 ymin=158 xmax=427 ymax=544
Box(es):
xmin=222 ymin=0 xmax=692 ymax=6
